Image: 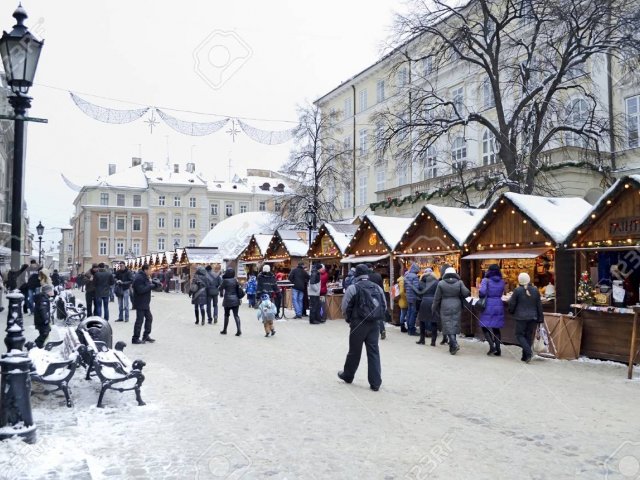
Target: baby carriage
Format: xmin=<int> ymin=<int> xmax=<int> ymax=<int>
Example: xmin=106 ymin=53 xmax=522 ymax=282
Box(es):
xmin=54 ymin=289 xmax=87 ymax=326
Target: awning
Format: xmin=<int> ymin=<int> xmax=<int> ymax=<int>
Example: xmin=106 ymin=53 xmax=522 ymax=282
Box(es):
xmin=396 ymin=251 xmax=458 ymax=258
xmin=240 ymin=260 xmax=260 ymax=265
xmin=462 ymin=248 xmax=550 ymax=260
xmin=340 ymin=254 xmax=390 ymax=264
xmin=264 ymin=258 xmax=288 ymax=263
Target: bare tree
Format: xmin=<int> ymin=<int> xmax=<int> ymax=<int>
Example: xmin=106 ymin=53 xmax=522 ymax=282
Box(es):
xmin=278 ymin=103 xmax=351 ymax=228
xmin=374 ymin=0 xmax=640 ymax=200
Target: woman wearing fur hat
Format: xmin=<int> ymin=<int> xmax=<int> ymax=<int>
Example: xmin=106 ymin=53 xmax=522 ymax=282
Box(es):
xmin=413 ymin=268 xmax=439 ymax=346
xmin=508 ymin=272 xmax=544 ymax=363
xmin=432 ymin=267 xmax=470 ymax=355
xmin=478 ymin=264 xmax=506 ymax=356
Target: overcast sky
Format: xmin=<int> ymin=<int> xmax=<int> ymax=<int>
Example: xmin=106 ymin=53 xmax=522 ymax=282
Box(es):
xmin=11 ymin=0 xmax=402 ymax=248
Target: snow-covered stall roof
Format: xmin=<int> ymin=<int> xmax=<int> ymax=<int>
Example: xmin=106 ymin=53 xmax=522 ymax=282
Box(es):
xmin=282 ymin=239 xmax=309 ymax=257
xmin=426 ymin=205 xmax=488 ymax=245
xmin=254 ymin=234 xmax=274 ymax=255
xmin=366 ymin=215 xmax=416 ymax=250
xmin=503 ymin=193 xmax=592 ymax=243
xmin=324 ymin=223 xmax=358 ymax=254
xmin=184 ymin=247 xmax=223 ymax=264
xmin=199 ymin=211 xmax=276 ymax=259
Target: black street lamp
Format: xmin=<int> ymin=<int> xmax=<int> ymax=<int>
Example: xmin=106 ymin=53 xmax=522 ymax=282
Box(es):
xmin=36 ymin=220 xmax=43 ymax=264
xmin=174 ymin=239 xmax=179 ymax=249
xmin=305 ymin=203 xmax=317 ymax=249
xmin=0 ymin=5 xmax=43 ymax=445
xmin=0 ymin=5 xmax=43 ymax=270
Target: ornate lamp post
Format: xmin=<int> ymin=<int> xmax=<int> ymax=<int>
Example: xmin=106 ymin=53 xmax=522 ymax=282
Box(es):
xmin=0 ymin=4 xmax=44 ymax=445
xmin=36 ymin=220 xmax=43 ymax=264
xmin=174 ymin=239 xmax=179 ymax=249
xmin=305 ymin=204 xmax=317 ymax=250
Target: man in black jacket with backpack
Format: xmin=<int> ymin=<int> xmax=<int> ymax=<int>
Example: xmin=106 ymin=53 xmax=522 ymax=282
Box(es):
xmin=337 ymin=264 xmax=386 ymax=392
xmin=131 ymin=264 xmax=160 ymax=344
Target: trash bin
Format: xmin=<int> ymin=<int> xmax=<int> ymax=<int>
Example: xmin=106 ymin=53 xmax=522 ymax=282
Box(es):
xmin=543 ymin=313 xmax=584 ymax=360
xmin=78 ymin=317 xmax=113 ymax=349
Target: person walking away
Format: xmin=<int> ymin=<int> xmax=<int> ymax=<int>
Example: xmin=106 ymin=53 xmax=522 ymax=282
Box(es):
xmin=257 ymin=264 xmax=278 ymax=315
xmin=25 ymin=260 xmax=41 ymax=314
xmin=404 ymin=263 xmax=421 ymax=336
xmin=84 ymin=264 xmax=98 ymax=317
xmin=366 ymin=264 xmax=386 ymax=339
xmin=397 ymin=273 xmax=408 ymax=332
xmin=93 ymin=263 xmax=114 ymax=320
xmin=308 ymin=263 xmax=322 ymax=324
xmin=432 ymin=267 xmax=470 ymax=355
xmin=114 ymin=261 xmax=134 ymax=322
xmin=219 ymin=267 xmax=242 ymax=336
xmin=337 ymin=264 xmax=386 ymax=391
xmin=190 ymin=266 xmax=209 ymax=325
xmin=342 ymin=267 xmax=355 ymax=289
xmin=205 ymin=265 xmax=222 ymax=324
xmin=288 ymin=262 xmax=309 ymax=319
xmin=508 ymin=272 xmax=544 ymax=363
xmin=131 ymin=264 xmax=158 ymax=344
xmin=33 ymin=284 xmax=54 ymax=348
xmin=479 ymin=264 xmax=506 ymax=356
xmin=51 ymin=269 xmax=61 ymax=288
xmin=413 ymin=268 xmax=439 ymax=345
xmin=319 ymin=264 xmax=329 ymax=323
xmin=256 ymin=293 xmax=277 ymax=337
xmin=246 ymin=274 xmax=257 ymax=308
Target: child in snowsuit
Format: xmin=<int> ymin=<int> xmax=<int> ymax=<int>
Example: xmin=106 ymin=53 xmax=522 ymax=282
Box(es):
xmin=256 ymin=293 xmax=277 ymax=337
xmin=34 ymin=284 xmax=54 ymax=348
xmin=246 ymin=275 xmax=258 ymax=308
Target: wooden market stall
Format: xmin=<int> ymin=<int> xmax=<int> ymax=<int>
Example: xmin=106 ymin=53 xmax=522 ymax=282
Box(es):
xmin=341 ymin=214 xmax=415 ymax=319
xmin=565 ymin=176 xmax=640 ymax=364
xmin=264 ymin=229 xmax=310 ymax=309
xmin=396 ymin=205 xmax=486 ymax=334
xmin=462 ymin=192 xmax=592 ymax=344
xmin=237 ymin=233 xmax=273 ymax=278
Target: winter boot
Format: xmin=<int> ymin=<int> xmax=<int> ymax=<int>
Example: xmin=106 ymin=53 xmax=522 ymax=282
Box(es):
xmin=483 ymin=328 xmax=496 ymax=356
xmin=220 ymin=317 xmax=229 ymax=335
xmin=440 ymin=333 xmax=448 ymax=345
xmin=448 ymin=335 xmax=460 ymax=355
xmin=234 ymin=317 xmax=242 ymax=336
xmin=493 ymin=329 xmax=502 ymax=356
xmin=416 ymin=322 xmax=426 ymax=344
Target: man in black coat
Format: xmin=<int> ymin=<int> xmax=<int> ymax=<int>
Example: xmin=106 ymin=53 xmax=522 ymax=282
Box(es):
xmin=131 ymin=264 xmax=158 ymax=344
xmin=114 ymin=261 xmax=134 ymax=322
xmin=288 ymin=262 xmax=309 ymax=319
xmin=34 ymin=284 xmax=54 ymax=348
xmin=367 ymin=264 xmax=386 ymax=340
xmin=205 ymin=265 xmax=222 ymax=324
xmin=93 ymin=262 xmax=114 ymax=321
xmin=51 ymin=269 xmax=61 ymax=288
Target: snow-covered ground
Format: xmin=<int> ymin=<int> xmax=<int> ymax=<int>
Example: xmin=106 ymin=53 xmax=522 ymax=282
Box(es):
xmin=1 ymin=290 xmax=639 ymax=479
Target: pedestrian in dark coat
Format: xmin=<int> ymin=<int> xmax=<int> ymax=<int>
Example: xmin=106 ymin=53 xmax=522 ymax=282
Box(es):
xmin=342 ymin=268 xmax=355 ymax=289
xmin=205 ymin=265 xmax=222 ymax=324
xmin=257 ymin=265 xmax=277 ymax=297
xmin=413 ymin=269 xmax=439 ymax=346
xmin=432 ymin=267 xmax=470 ymax=355
xmin=131 ymin=264 xmax=157 ymax=344
xmin=508 ymin=272 xmax=544 ymax=363
xmin=114 ymin=261 xmax=134 ymax=322
xmin=219 ymin=267 xmax=242 ymax=336
xmin=288 ymin=262 xmax=309 ymax=318
xmin=51 ymin=270 xmax=61 ymax=287
xmin=479 ymin=264 xmax=506 ymax=356
xmin=84 ymin=264 xmax=98 ymax=317
xmin=190 ymin=266 xmax=209 ymax=325
xmin=403 ymin=263 xmax=421 ymax=336
xmin=366 ymin=264 xmax=386 ymax=339
xmin=308 ymin=263 xmax=322 ymax=324
xmin=93 ymin=263 xmax=114 ymax=321
xmin=33 ymin=284 xmax=54 ymax=348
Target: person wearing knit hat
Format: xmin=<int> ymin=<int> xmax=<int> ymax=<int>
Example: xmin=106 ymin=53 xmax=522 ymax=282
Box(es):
xmin=262 ymin=264 xmax=271 ymax=273
xmin=432 ymin=265 xmax=470 ymax=355
xmin=508 ymin=272 xmax=544 ymax=363
xmin=479 ymin=264 xmax=506 ymax=356
xmin=33 ymin=283 xmax=54 ymax=348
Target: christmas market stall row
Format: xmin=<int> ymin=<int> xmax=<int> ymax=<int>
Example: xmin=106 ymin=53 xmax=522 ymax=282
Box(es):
xmin=565 ymin=176 xmax=640 ymax=364
xmin=236 ymin=234 xmax=273 ymax=277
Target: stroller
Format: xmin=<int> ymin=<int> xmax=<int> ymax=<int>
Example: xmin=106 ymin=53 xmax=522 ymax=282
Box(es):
xmin=54 ymin=288 xmax=87 ymax=326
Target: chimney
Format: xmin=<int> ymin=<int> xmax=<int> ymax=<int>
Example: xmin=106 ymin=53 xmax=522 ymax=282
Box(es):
xmin=132 ymin=157 xmax=142 ymax=167
xmin=186 ymin=162 xmax=195 ymax=173
xmin=142 ymin=161 xmax=153 ymax=172
xmin=108 ymin=164 xmax=116 ymax=175
xmin=173 ymin=164 xmax=180 ymax=173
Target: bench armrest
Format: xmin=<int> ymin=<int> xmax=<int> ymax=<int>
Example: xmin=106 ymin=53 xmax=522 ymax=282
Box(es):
xmin=44 ymin=340 xmax=64 ymax=351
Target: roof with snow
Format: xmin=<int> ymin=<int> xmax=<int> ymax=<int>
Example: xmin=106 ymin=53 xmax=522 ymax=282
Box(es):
xmin=265 ymin=230 xmax=308 ymax=259
xmin=424 ymin=205 xmax=488 ymax=245
xmin=93 ymin=165 xmax=148 ymax=189
xmin=324 ymin=223 xmax=358 ymax=254
xmin=255 ymin=234 xmax=273 ymax=255
xmin=366 ymin=215 xmax=416 ymax=250
xmin=146 ymin=168 xmax=206 ymax=187
xmin=199 ymin=211 xmax=276 ymax=259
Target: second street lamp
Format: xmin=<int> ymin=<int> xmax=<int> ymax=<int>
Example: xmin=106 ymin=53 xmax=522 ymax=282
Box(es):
xmin=305 ymin=204 xmax=316 ymax=249
xmin=36 ymin=220 xmax=43 ymax=264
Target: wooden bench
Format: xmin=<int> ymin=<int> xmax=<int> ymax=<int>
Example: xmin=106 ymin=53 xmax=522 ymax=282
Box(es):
xmin=76 ymin=327 xmax=147 ymax=408
xmin=26 ymin=328 xmax=84 ymax=408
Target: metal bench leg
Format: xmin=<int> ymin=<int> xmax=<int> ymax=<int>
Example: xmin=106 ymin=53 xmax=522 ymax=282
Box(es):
xmin=96 ymin=385 xmax=109 ymax=408
xmin=61 ymin=382 xmax=73 ymax=408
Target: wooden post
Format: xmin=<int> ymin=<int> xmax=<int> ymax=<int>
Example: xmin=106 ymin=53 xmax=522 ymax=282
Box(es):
xmin=629 ymin=306 xmax=640 ymax=380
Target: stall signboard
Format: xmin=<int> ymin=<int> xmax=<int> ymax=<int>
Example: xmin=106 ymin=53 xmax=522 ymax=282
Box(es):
xmin=237 ymin=261 xmax=247 ymax=278
xmin=609 ymin=217 xmax=640 ymax=237
xmin=321 ymin=236 xmax=339 ymax=257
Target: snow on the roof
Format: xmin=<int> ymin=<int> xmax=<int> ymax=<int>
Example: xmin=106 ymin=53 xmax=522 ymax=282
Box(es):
xmin=94 ymin=165 xmax=148 ymax=189
xmin=245 ymin=176 xmax=291 ymax=195
xmin=426 ymin=205 xmax=487 ymax=245
xmin=366 ymin=215 xmax=416 ymax=250
xmin=184 ymin=247 xmax=223 ymax=264
xmin=146 ymin=168 xmax=205 ymax=186
xmin=199 ymin=211 xmax=276 ymax=259
xmin=277 ymin=230 xmax=305 ymax=241
xmin=254 ymin=234 xmax=273 ymax=255
xmin=283 ymin=239 xmax=309 ymax=257
xmin=504 ymin=193 xmax=592 ymax=243
xmin=206 ymin=180 xmax=252 ymax=194
xmin=324 ymin=223 xmax=357 ymax=254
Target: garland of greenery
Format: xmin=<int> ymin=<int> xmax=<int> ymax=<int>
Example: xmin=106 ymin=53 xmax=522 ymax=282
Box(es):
xmin=369 ymin=161 xmax=609 ymax=211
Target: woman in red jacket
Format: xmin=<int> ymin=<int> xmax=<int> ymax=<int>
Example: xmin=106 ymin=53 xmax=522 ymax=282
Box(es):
xmin=319 ymin=264 xmax=329 ymax=296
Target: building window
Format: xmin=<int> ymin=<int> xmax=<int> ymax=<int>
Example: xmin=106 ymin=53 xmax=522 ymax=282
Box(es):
xmin=225 ymin=203 xmax=233 ymax=216
xmin=116 ymin=216 xmax=125 ymax=231
xmin=482 ymin=130 xmax=497 ymax=165
xmin=328 ymin=182 xmax=336 ymax=202
xmin=157 ymin=238 xmax=165 ymax=251
xmin=99 ymin=216 xmax=109 ymax=231
xmin=343 ymin=182 xmax=352 ymax=210
xmin=189 ymin=197 xmax=196 ymax=208
xmin=483 ymin=78 xmax=495 ymax=109
xmin=344 ymin=136 xmax=352 ymax=151
xmin=397 ymin=114 xmax=409 ymax=143
xmin=425 ymin=147 xmax=438 ymax=179
xmin=188 ymin=238 xmax=196 ymax=247
xmin=158 ymin=195 xmax=165 ymax=206
xmin=100 ymin=193 xmax=109 ymax=206
xmin=99 ymin=241 xmax=107 ymax=256
xmin=189 ymin=218 xmax=196 ymax=229
xmin=117 ymin=194 xmax=125 ymax=206
xmin=452 ymin=87 xmax=464 ymax=113
xmin=423 ymin=57 xmax=433 ymax=77
xmin=173 ymin=217 xmax=181 ymax=229
xmin=210 ymin=202 xmax=219 ymax=216
xmin=375 ymin=164 xmax=385 ymax=192
xmin=240 ymin=203 xmax=248 ymax=214
xmin=359 ymin=89 xmax=368 ymax=112
xmin=376 ymin=80 xmax=385 ymax=103
xmin=397 ymin=67 xmax=408 ymax=88
xmin=451 ymin=137 xmax=468 ymax=172
xmin=132 ymin=241 xmax=141 ymax=256
xmin=359 ymin=129 xmax=368 ymax=156
xmin=210 ymin=222 xmax=216 ymax=230
xmin=173 ymin=237 xmax=181 ymax=248
xmin=174 ymin=196 xmax=181 ymax=207
xmin=344 ymin=97 xmax=352 ymax=117
xmin=116 ymin=241 xmax=124 ymax=256
xmin=627 ymin=96 xmax=640 ymax=148
xmin=565 ymin=98 xmax=589 ymax=147
xmin=133 ymin=194 xmax=141 ymax=207
xmin=158 ymin=217 xmax=165 ymax=229
xmin=259 ymin=201 xmax=266 ymax=212
xmin=67 ymin=244 xmax=73 ymax=252
xmin=398 ymin=163 xmax=409 ymax=186
xmin=132 ymin=217 xmax=142 ymax=232
xmin=274 ymin=202 xmax=281 ymax=213
xmin=358 ymin=175 xmax=368 ymax=206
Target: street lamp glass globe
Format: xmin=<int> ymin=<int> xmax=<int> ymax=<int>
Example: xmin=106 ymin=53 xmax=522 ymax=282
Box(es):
xmin=305 ymin=205 xmax=315 ymax=228
xmin=36 ymin=221 xmax=44 ymax=236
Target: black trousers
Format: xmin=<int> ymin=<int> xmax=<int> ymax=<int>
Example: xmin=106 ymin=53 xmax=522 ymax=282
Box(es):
xmin=342 ymin=320 xmax=382 ymax=388
xmin=35 ymin=325 xmax=51 ymax=349
xmin=309 ymin=296 xmax=321 ymax=323
xmin=133 ymin=308 xmax=153 ymax=339
xmin=223 ymin=306 xmax=241 ymax=333
xmin=85 ymin=291 xmax=96 ymax=317
xmin=515 ymin=320 xmax=538 ymax=359
xmin=206 ymin=294 xmax=218 ymax=320
xmin=194 ymin=304 xmax=205 ymax=322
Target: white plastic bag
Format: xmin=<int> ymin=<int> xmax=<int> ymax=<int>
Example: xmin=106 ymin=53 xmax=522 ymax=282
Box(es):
xmin=533 ymin=324 xmax=549 ymax=354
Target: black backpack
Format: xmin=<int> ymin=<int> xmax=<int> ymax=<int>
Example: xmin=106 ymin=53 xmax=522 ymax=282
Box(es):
xmin=354 ymin=280 xmax=385 ymax=322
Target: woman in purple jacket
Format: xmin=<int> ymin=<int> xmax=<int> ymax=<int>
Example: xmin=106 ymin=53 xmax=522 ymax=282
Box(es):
xmin=478 ymin=264 xmax=506 ymax=356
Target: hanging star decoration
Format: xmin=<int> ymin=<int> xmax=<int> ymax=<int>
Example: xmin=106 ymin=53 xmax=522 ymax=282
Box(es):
xmin=226 ymin=119 xmax=240 ymax=142
xmin=144 ymin=109 xmax=159 ymax=134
